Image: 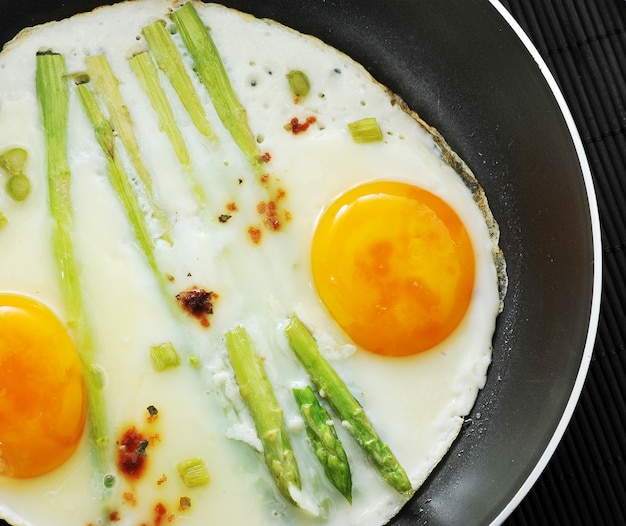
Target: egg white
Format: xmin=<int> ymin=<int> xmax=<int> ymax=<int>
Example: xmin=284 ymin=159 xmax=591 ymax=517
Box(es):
xmin=0 ymin=1 xmax=503 ymax=525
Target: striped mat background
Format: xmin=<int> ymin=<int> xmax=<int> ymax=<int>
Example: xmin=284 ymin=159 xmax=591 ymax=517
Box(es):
xmin=501 ymin=0 xmax=626 ymax=524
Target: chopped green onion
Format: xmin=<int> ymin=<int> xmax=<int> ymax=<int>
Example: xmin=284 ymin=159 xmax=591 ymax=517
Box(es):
xmin=286 ymin=70 xmax=311 ymax=98
xmin=0 ymin=147 xmax=28 ymax=175
xmin=177 ymin=458 xmax=210 ymax=487
xmin=103 ymin=474 xmax=116 ymax=489
xmin=348 ymin=117 xmax=384 ymax=143
xmin=188 ymin=355 xmax=202 ymax=369
xmin=0 ymin=211 xmax=7 ymax=230
xmin=6 ymin=173 xmax=31 ymax=201
xmin=150 ymin=341 xmax=181 ymax=371
xmin=84 ymin=54 xmax=173 ymax=245
xmin=141 ymin=20 xmax=216 ymax=139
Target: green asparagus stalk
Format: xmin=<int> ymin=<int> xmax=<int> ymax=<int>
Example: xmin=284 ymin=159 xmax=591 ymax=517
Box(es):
xmin=129 ymin=51 xmax=191 ymax=167
xmin=141 ymin=20 xmax=216 ymax=140
xmin=225 ymin=326 xmax=301 ymax=503
xmin=285 ymin=315 xmax=412 ymax=496
xmin=293 ymin=385 xmax=352 ymax=503
xmin=76 ymin=80 xmax=203 ymax=381
xmin=84 ymin=54 xmax=173 ymax=245
xmin=35 ymin=51 xmax=110 ymax=481
xmin=171 ymin=2 xmax=264 ymax=176
xmin=128 ymin=51 xmax=209 ymax=208
xmin=75 ymin=80 xmax=163 ymax=288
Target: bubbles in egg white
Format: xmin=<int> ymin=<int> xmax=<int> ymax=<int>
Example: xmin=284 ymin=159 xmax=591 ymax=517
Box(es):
xmin=0 ymin=1 xmax=502 ymax=525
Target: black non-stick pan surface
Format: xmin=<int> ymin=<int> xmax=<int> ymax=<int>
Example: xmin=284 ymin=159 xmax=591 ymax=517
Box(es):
xmin=0 ymin=1 xmax=610 ymax=524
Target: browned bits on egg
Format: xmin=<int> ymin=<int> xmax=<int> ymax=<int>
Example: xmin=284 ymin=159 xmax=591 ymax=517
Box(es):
xmin=220 ymin=201 xmax=238 ymax=223
xmin=117 ymin=427 xmax=149 ymax=480
xmin=179 ymin=496 xmax=192 ymax=511
xmin=123 ymin=491 xmax=137 ymax=506
xmin=248 ymin=225 xmax=262 ymax=244
xmin=146 ymin=405 xmax=159 ymax=423
xmin=156 ymin=474 xmax=168 ymax=486
xmin=257 ymin=187 xmax=289 ymax=232
xmin=153 ymin=502 xmax=168 ymax=525
xmin=135 ymin=439 xmax=149 ymax=457
xmin=248 ymin=186 xmax=290 ymax=244
xmin=176 ymin=288 xmax=218 ymax=328
xmin=285 ymin=115 xmax=316 ymax=134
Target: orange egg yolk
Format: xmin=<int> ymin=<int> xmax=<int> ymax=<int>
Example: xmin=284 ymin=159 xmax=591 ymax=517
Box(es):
xmin=0 ymin=293 xmax=87 ymax=478
xmin=311 ymin=181 xmax=475 ymax=356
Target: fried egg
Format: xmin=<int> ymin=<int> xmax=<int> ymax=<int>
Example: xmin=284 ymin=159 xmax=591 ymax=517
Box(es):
xmin=0 ymin=1 xmax=506 ymax=525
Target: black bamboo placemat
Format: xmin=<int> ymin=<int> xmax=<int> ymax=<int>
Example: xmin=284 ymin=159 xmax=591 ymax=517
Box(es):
xmin=501 ymin=0 xmax=626 ymax=524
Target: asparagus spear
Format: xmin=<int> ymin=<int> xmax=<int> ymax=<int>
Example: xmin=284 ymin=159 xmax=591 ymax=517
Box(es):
xmin=75 ymin=80 xmax=163 ymax=288
xmin=128 ymin=51 xmax=209 ymax=208
xmin=84 ymin=54 xmax=173 ymax=245
xmin=141 ymin=20 xmax=216 ymax=140
xmin=293 ymin=385 xmax=352 ymax=503
xmin=77 ymin=79 xmax=208 ymax=372
xmin=171 ymin=2 xmax=264 ymax=176
xmin=225 ymin=326 xmax=301 ymax=503
xmin=285 ymin=315 xmax=412 ymax=496
xmin=129 ymin=51 xmax=191 ymax=167
xmin=35 ymin=51 xmax=110 ymax=480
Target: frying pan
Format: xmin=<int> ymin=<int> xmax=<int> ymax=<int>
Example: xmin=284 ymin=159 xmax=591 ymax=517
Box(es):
xmin=0 ymin=1 xmax=601 ymax=524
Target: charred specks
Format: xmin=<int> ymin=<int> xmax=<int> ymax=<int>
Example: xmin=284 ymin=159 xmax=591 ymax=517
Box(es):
xmin=286 ymin=116 xmax=317 ymax=135
xmin=146 ymin=405 xmax=159 ymax=423
xmin=117 ymin=427 xmax=148 ymax=480
xmin=135 ymin=439 xmax=149 ymax=457
xmin=176 ymin=288 xmax=217 ymax=327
